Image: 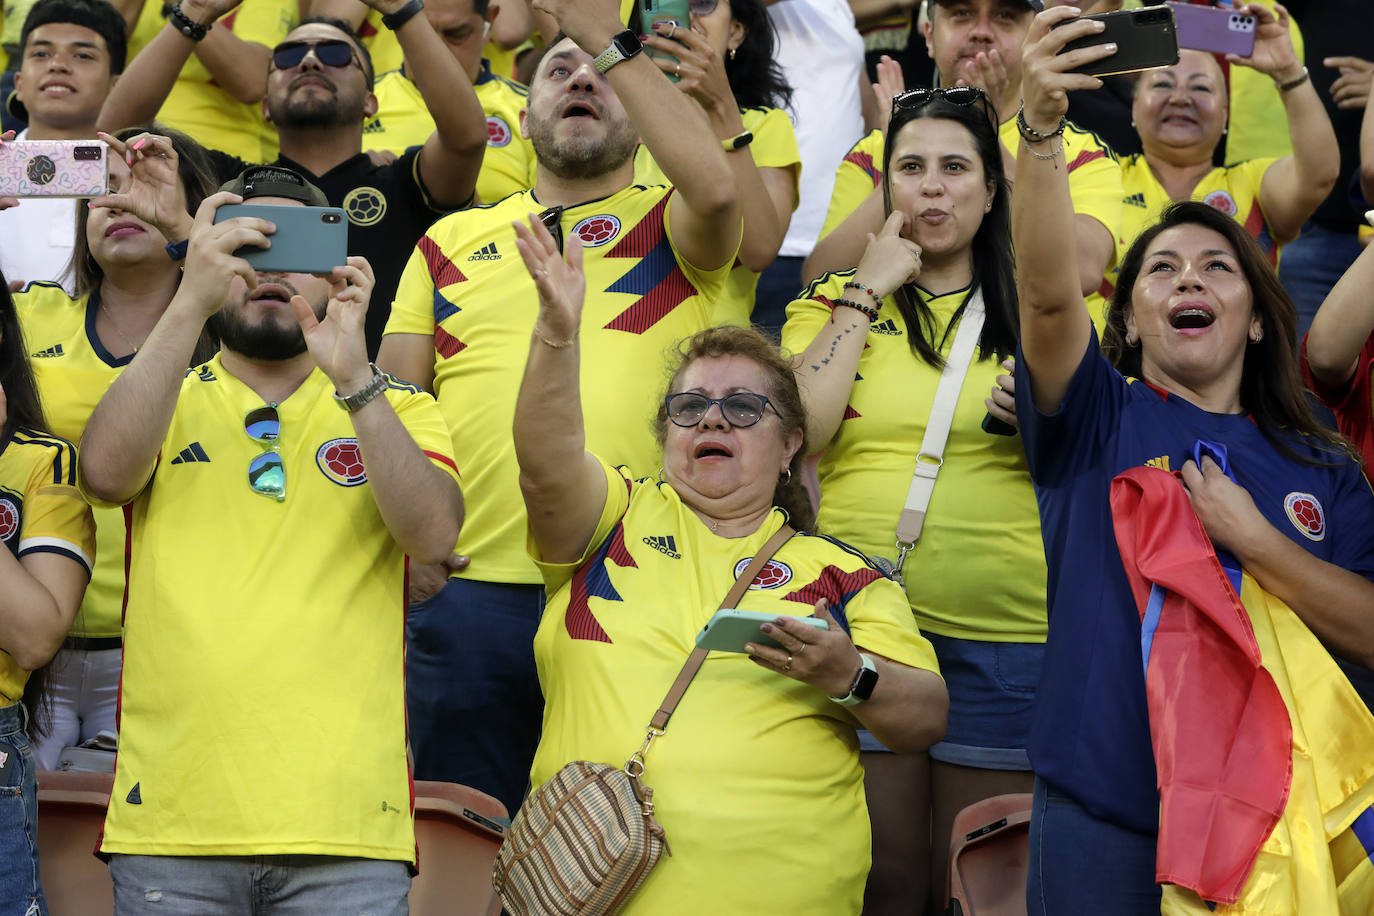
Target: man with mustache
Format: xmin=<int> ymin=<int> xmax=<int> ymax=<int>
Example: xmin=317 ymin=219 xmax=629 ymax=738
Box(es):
xmin=97 ymin=0 xmax=488 ymax=355
xmin=79 ymin=165 xmax=463 ymax=912
xmin=377 ymin=0 xmax=742 ymax=818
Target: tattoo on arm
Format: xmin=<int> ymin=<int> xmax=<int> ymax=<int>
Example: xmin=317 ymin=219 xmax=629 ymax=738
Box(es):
xmin=809 ymin=319 xmax=862 ymax=372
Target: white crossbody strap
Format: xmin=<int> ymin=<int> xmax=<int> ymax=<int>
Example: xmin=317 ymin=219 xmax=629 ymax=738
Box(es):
xmin=893 ymin=288 xmax=986 ymax=574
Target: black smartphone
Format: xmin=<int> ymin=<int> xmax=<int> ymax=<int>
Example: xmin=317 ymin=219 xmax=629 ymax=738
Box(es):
xmin=982 ymin=413 xmax=1017 ymax=437
xmin=1058 ymin=5 xmax=1180 ymax=77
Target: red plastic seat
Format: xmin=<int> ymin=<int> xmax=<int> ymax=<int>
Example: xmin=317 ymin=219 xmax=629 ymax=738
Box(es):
xmin=411 ymin=780 xmax=508 ymax=916
xmin=37 ymin=769 xmax=115 ymax=916
xmin=946 ymin=793 xmax=1033 ymax=916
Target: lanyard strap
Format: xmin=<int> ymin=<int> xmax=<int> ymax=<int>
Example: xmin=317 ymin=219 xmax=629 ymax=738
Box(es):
xmin=894 ymin=288 xmax=986 ymax=576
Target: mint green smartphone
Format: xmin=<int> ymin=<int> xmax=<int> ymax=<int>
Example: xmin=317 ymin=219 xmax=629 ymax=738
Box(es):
xmin=638 ymin=0 xmax=691 ymax=81
xmin=696 ymin=609 xmax=829 ymax=654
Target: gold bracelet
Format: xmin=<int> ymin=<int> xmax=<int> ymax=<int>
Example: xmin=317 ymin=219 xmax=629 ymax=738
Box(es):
xmin=533 ymin=323 xmax=577 ymax=349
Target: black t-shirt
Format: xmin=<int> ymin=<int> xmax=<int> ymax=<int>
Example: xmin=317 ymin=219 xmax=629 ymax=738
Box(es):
xmin=1066 ymin=74 xmax=1141 ymax=159
xmin=208 ymin=147 xmax=459 ymax=355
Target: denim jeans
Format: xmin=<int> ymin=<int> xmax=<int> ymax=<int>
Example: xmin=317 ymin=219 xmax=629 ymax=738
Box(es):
xmin=404 ymin=577 xmax=544 ymax=818
xmin=0 ymin=703 xmax=45 ymax=916
xmin=108 ymin=854 xmax=409 ymax=915
xmin=1026 ymin=776 xmax=1161 ymax=916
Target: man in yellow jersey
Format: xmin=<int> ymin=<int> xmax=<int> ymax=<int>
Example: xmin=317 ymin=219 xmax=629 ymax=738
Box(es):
xmin=0 ymin=0 xmax=123 ymax=290
xmin=96 ymin=0 xmax=488 ymax=356
xmin=78 ymin=167 xmax=463 ymax=912
xmin=808 ymin=0 xmax=1122 ymax=309
xmin=377 ymin=0 xmax=741 ymax=817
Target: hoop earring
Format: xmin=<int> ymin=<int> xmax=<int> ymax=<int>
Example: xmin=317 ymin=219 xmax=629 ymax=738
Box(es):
xmin=780 ymin=467 xmax=792 ymax=483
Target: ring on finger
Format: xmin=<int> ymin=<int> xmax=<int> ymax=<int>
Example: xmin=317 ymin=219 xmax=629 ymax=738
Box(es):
xmin=667 ymin=21 xmax=677 ymax=38
xmin=782 ymin=654 xmax=793 ymax=672
xmin=796 ymin=643 xmax=806 ymax=656
xmin=675 ymin=61 xmax=682 ymax=77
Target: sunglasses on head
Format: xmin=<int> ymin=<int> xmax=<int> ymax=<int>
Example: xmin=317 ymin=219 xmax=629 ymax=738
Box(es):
xmin=892 ymin=86 xmax=988 ymax=112
xmin=271 ymin=39 xmax=358 ymax=71
xmin=664 ymin=391 xmax=775 ymax=428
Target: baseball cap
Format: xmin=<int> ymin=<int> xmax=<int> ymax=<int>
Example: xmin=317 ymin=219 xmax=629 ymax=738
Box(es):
xmin=218 ymin=165 xmax=329 ymax=207
xmin=929 ymin=0 xmax=1043 ymax=9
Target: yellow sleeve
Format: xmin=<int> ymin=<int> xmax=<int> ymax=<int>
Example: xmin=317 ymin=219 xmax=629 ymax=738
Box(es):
xmin=846 ymin=574 xmax=941 ymax=675
xmin=20 ymin=436 xmax=96 ymax=576
xmin=745 ymin=107 xmax=802 ymax=204
xmin=1225 ymin=2 xmax=1303 ymax=162
xmin=385 ymin=381 xmax=461 ymax=488
xmin=820 ymin=130 xmax=885 ymax=240
xmin=384 ymin=233 xmax=441 ymax=338
xmin=1064 ymin=124 xmax=1125 ymax=252
xmin=664 ymin=190 xmax=737 ymax=311
xmin=229 ymin=0 xmax=294 ymax=46
xmin=529 ymin=455 xmax=634 ymax=592
xmin=780 ymin=272 xmax=850 ymax=355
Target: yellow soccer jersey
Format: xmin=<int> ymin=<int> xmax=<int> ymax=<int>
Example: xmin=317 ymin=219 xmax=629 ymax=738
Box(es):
xmin=529 ymin=457 xmax=939 ymax=916
xmin=820 ymin=129 xmax=884 ymax=241
xmin=0 ymin=428 xmax=95 ymax=705
xmin=781 ymin=275 xmax=1048 ymax=642
xmin=357 ymin=10 xmax=404 ymax=79
xmin=633 ymin=106 xmax=801 ymax=324
xmin=97 ymin=355 xmax=460 ymax=861
xmin=385 ymin=186 xmax=734 ymax=584
xmin=148 ymin=0 xmax=295 ymax=162
xmin=17 ymin=284 xmax=127 ymax=639
xmin=363 ymin=62 xmax=536 ymax=205
xmin=1103 ymin=154 xmax=1279 ymax=299
xmin=1226 ymin=2 xmax=1303 ymax=164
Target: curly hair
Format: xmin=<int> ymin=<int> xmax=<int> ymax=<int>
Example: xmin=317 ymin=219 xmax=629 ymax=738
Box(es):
xmin=653 ymin=325 xmax=815 ymax=531
xmin=1103 ymin=201 xmax=1353 ymax=465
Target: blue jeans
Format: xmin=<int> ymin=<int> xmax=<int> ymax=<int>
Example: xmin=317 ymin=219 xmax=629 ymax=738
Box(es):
xmin=752 ymin=255 xmax=805 ymax=340
xmin=1026 ymin=777 xmax=1161 ymax=915
xmin=109 ymin=854 xmax=408 ymax=915
xmin=0 ymin=703 xmax=45 ymax=916
xmin=404 ymin=577 xmax=544 ymax=817
xmin=1278 ymin=222 xmax=1364 ymax=342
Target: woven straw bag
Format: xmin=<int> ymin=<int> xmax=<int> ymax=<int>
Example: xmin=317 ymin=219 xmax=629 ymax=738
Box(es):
xmin=492 ymin=526 xmax=795 ymax=916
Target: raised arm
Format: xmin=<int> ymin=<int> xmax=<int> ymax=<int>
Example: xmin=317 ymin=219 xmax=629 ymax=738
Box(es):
xmin=807 ymin=184 xmax=886 ymax=284
xmin=490 ymin=0 xmax=534 ymax=50
xmin=551 ymin=0 xmax=742 ymax=270
xmin=511 ymin=212 xmax=609 ymax=565
xmin=291 ymin=256 xmax=464 ymax=563
xmin=795 ymin=212 xmax=919 ymax=447
xmin=80 ymin=192 xmax=275 ymax=503
xmin=1240 ymin=3 xmax=1339 ymax=243
xmin=1303 ymin=236 xmax=1374 ymax=388
xmin=1013 ymin=7 xmax=1112 ymax=412
xmin=1362 ymin=67 xmax=1374 ymax=202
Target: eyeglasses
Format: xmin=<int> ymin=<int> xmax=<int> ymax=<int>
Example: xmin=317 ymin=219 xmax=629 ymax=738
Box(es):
xmin=688 ymin=0 xmax=720 ymax=14
xmin=245 ymin=404 xmax=285 ymax=502
xmin=271 ymin=39 xmax=360 ymax=72
xmin=664 ymin=391 xmax=776 ymax=428
xmin=538 ymin=206 xmax=564 ymax=254
xmin=891 ymin=86 xmax=997 ymax=125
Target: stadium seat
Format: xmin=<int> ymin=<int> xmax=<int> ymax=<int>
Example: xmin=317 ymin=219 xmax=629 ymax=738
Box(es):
xmin=411 ymin=780 xmax=509 ymax=916
xmin=946 ymin=793 xmax=1032 ymax=916
xmin=36 ymin=769 xmax=114 ymax=916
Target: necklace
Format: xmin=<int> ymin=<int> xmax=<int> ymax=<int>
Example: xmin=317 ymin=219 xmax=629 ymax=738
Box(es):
xmin=99 ymin=299 xmax=141 ymax=355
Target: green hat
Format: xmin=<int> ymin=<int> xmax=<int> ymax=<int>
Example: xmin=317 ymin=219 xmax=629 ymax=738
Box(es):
xmin=219 ymin=165 xmax=329 ymax=208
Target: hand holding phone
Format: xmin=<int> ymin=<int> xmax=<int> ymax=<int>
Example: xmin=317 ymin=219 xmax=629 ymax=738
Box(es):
xmin=0 ymin=139 xmax=107 ymax=198
xmin=1056 ymin=6 xmax=1179 ymax=77
xmin=696 ymin=609 xmax=829 ymax=654
xmin=213 ymin=203 xmax=348 ymax=275
xmin=638 ymin=0 xmax=691 ymax=81
xmin=1167 ymin=2 xmax=1255 ymax=58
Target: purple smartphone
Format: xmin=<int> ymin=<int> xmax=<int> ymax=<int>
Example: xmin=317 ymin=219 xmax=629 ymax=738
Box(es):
xmin=1167 ymin=2 xmax=1256 ymax=57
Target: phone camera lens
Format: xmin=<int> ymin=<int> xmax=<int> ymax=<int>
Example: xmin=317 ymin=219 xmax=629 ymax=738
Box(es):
xmin=323 ymin=213 xmax=341 ymax=224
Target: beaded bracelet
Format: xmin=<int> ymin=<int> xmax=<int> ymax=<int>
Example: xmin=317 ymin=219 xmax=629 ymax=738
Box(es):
xmin=843 ymin=280 xmax=880 ymax=305
xmin=1015 ymin=103 xmax=1066 ymax=145
xmin=832 ymin=297 xmax=879 ymax=323
xmin=168 ymin=2 xmax=211 ymax=41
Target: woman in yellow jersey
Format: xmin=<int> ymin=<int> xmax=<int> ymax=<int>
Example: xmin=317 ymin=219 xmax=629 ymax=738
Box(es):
xmin=633 ymin=0 xmax=799 ymax=326
xmin=1115 ymin=4 xmax=1336 ymax=276
xmin=0 ymin=276 xmax=96 ymax=914
xmin=781 ymin=87 xmax=1031 ymax=914
xmin=508 ymin=214 xmax=947 ymax=915
xmin=15 ymin=125 xmax=216 ymax=771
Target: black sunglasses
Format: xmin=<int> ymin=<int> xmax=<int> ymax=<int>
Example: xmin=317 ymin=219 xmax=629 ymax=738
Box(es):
xmin=271 ymin=39 xmax=359 ymax=71
xmin=893 ymin=86 xmax=989 ymax=112
xmin=664 ymin=392 xmax=776 ymax=428
xmin=539 ymin=206 xmax=564 ymax=254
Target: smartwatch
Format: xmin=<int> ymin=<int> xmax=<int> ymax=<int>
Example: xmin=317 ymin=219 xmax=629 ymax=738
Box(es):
xmin=830 ymin=653 xmax=879 ymax=707
xmin=593 ymin=29 xmax=643 ymax=75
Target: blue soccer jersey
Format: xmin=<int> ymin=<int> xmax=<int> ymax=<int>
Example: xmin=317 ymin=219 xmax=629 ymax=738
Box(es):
xmin=1015 ymin=331 xmax=1374 ymax=832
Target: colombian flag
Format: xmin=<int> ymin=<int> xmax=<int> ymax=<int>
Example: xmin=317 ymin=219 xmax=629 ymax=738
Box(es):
xmin=1110 ymin=450 xmax=1374 ymax=914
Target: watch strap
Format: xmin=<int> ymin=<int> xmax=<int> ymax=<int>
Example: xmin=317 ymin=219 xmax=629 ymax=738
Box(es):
xmin=594 ymin=29 xmax=641 ymax=75
xmin=382 ymin=0 xmax=424 ymax=30
xmin=334 ymin=364 xmax=388 ymax=412
xmin=722 ymin=130 xmax=754 ymax=151
xmin=831 ymin=653 xmax=878 ymax=707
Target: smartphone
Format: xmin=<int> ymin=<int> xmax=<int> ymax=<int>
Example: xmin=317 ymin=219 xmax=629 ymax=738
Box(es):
xmin=1166 ymin=2 xmax=1255 ymax=58
xmin=0 ymin=139 xmax=107 ymax=197
xmin=696 ymin=609 xmax=829 ymax=654
xmin=982 ymin=413 xmax=1017 ymax=437
xmin=1058 ymin=5 xmax=1180 ymax=77
xmin=213 ymin=203 xmax=348 ymax=274
xmin=638 ymin=0 xmax=691 ymax=82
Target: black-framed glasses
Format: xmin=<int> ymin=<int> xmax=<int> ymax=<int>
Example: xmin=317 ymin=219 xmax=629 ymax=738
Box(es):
xmin=271 ymin=39 xmax=359 ymax=71
xmin=892 ymin=86 xmax=997 ymax=126
xmin=538 ymin=206 xmax=564 ymax=254
xmin=664 ymin=392 xmax=776 ymax=428
xmin=245 ymin=404 xmax=285 ymax=502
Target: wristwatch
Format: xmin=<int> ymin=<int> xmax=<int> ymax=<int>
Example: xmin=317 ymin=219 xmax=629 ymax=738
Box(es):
xmin=830 ymin=653 xmax=879 ymax=707
xmin=593 ymin=29 xmax=643 ymax=75
xmin=334 ymin=364 xmax=388 ymax=412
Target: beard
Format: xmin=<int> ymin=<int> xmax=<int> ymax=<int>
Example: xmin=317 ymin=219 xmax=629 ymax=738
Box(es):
xmin=526 ymin=111 xmax=638 ymax=181
xmin=210 ymin=286 xmax=324 ymax=361
xmin=266 ymin=80 xmax=359 ymax=130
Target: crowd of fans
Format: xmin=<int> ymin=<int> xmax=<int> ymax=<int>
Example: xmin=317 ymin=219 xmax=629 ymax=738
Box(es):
xmin=1 ymin=0 xmax=1373 ymax=912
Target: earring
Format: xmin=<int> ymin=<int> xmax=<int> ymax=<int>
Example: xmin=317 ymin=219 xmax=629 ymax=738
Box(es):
xmin=729 ymin=47 xmax=737 ymax=61
xmin=780 ymin=467 xmax=792 ymax=483
xmin=1125 ymin=329 xmax=1140 ymax=346
xmin=1250 ymin=329 xmax=1262 ymax=344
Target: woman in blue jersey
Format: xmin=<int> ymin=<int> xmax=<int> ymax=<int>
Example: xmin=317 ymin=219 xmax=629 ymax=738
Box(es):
xmin=0 ymin=273 xmax=96 ymax=914
xmin=781 ymin=87 xmax=1031 ymax=914
xmin=1011 ymin=9 xmax=1374 ymax=912
xmin=506 ymin=213 xmax=947 ymax=914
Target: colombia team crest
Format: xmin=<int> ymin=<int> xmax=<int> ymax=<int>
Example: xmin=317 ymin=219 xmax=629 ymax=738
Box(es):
xmin=0 ymin=494 xmax=18 ymax=541
xmin=571 ymin=215 xmax=621 ymax=247
xmin=734 ymin=556 xmax=793 ymax=589
xmin=1283 ymin=492 xmax=1325 ymax=541
xmin=486 ymin=115 xmax=512 ymax=147
xmin=317 ymin=438 xmax=368 ymax=487
xmin=1203 ymin=190 xmax=1238 ymax=217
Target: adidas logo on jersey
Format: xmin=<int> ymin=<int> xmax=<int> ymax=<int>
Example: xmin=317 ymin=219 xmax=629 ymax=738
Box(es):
xmin=870 ymin=318 xmax=901 ymax=336
xmin=362 ymin=118 xmax=384 ymax=134
xmin=1124 ymin=192 xmax=1147 ymax=208
xmin=642 ymin=535 xmax=680 ymax=559
xmin=169 ymin=442 xmax=211 ymax=465
xmin=31 ymin=344 xmax=64 ymax=358
xmin=467 ymin=242 xmax=500 ymax=261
